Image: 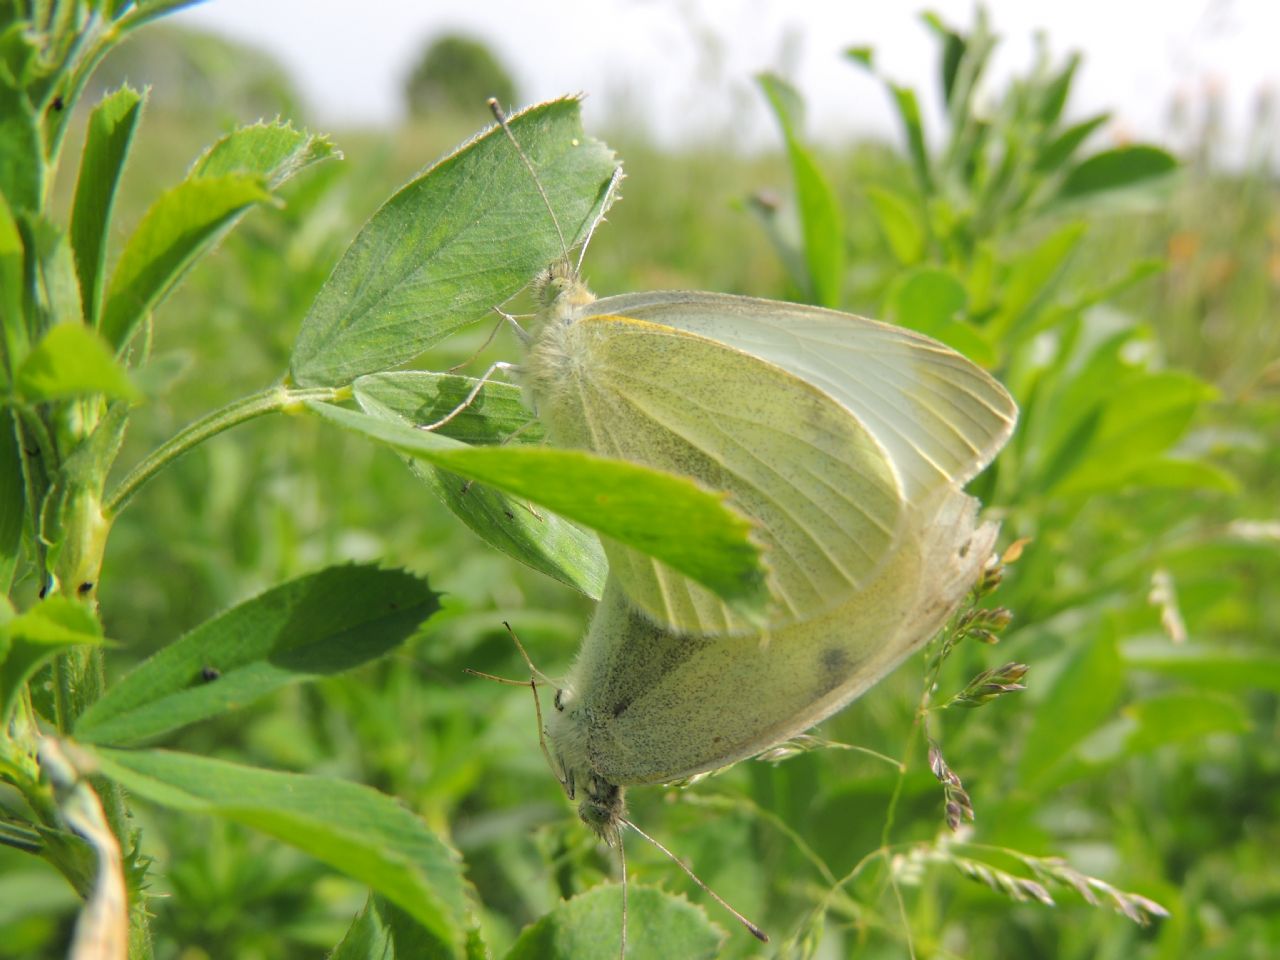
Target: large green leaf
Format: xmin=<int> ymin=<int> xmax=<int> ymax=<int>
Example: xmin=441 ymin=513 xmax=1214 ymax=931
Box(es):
xmin=100 ymin=173 xmax=274 ymax=350
xmin=70 ymin=85 xmax=144 ymax=328
xmin=305 ymin=402 xmax=766 ymax=617
xmin=90 ymin=748 xmax=470 ymax=959
xmin=505 ymin=885 xmax=724 ymax=960
xmin=75 ymin=564 xmax=439 ymax=745
xmin=289 ymin=98 xmax=619 ymax=387
xmin=353 ymin=372 xmax=606 ymax=598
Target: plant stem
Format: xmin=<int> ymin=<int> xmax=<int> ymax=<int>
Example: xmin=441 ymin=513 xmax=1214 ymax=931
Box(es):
xmin=103 ymin=384 xmax=349 ymax=519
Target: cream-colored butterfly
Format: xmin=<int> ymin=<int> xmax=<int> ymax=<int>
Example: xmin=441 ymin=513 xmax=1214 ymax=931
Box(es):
xmin=473 ymin=100 xmax=1017 ymax=953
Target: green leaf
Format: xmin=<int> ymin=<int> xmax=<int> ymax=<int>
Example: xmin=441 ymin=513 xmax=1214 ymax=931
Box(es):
xmin=1123 ymin=692 xmax=1250 ymax=754
xmin=1122 ymin=640 xmax=1280 ymax=693
xmin=845 ymin=46 xmax=874 ymax=70
xmin=866 ymin=186 xmax=925 ymax=265
xmin=757 ymin=73 xmax=844 ymax=307
xmin=333 ymin=894 xmax=484 ymax=960
xmin=887 ymin=267 xmax=967 ymax=330
xmin=0 ymin=596 xmax=104 ymax=723
xmin=289 ymin=98 xmax=619 ymax=387
xmin=1053 ymin=370 xmax=1217 ymax=495
xmin=1115 ymin=457 xmax=1239 ymax=495
xmin=25 ymin=215 xmax=83 ymax=331
xmin=305 ymin=402 xmax=766 ymax=617
xmin=1038 ymin=53 xmax=1080 ymax=127
xmin=1058 ymin=145 xmax=1177 ymax=200
xmin=1020 ymin=628 xmax=1124 ymax=787
xmin=886 ymin=267 xmax=993 ymax=364
xmin=100 ymin=173 xmax=274 ymax=349
xmin=0 ymin=190 xmax=26 ymax=366
xmin=1034 ymin=113 xmax=1109 ymax=173
xmin=0 ymin=85 xmax=42 ymax=215
xmin=505 ymin=885 xmax=724 ymax=960
xmin=888 ymin=83 xmax=933 ymax=192
xmin=354 ymin=373 xmax=607 ymax=598
xmin=0 ymin=413 xmax=22 ymax=592
xmin=190 ymin=120 xmax=338 ymax=188
xmin=75 ymin=564 xmax=439 ymax=745
xmin=90 ymin=747 xmax=470 ymax=959
xmin=989 ymin=220 xmax=1087 ymax=341
xmin=70 ymin=85 xmax=144 ymax=329
xmin=14 ymin=323 xmax=140 ymax=403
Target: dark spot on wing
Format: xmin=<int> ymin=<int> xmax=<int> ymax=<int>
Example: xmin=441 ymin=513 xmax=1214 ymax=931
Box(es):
xmin=814 ymin=646 xmax=850 ymax=697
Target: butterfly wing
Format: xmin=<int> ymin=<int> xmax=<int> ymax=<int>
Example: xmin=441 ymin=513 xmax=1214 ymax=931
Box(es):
xmin=555 ymin=486 xmax=996 ymax=787
xmin=524 ymin=313 xmax=906 ymax=635
xmin=591 ymin=292 xmax=1017 ymax=502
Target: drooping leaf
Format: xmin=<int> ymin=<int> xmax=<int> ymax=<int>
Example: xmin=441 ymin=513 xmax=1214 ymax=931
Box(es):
xmin=75 ymin=564 xmax=440 ymax=745
xmin=353 ymin=373 xmax=607 ymax=598
xmin=305 ymin=402 xmax=766 ymax=618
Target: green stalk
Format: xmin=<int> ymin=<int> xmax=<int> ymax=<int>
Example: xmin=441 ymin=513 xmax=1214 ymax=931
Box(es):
xmin=103 ymin=384 xmax=350 ymax=519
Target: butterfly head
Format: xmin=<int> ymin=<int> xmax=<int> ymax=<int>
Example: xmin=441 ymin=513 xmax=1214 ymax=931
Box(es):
xmin=533 ymin=260 xmax=596 ymax=325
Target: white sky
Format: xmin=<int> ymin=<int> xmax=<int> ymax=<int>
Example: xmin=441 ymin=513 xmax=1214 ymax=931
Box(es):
xmin=177 ymin=0 xmax=1278 ymax=157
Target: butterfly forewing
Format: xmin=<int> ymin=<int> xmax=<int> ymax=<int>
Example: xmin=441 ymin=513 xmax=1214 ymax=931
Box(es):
xmin=590 ymin=292 xmax=1018 ymax=502
xmin=525 ymin=313 xmax=906 ymax=635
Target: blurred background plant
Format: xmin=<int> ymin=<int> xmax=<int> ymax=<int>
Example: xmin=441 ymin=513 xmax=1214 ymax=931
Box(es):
xmin=2 ymin=3 xmax=1275 ymax=959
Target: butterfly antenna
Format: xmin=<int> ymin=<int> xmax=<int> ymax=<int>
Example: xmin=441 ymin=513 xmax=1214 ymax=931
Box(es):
xmin=488 ymin=98 xmax=569 ymax=262
xmin=502 ymin=621 xmax=569 ymax=790
xmin=621 ymin=817 xmax=769 ymax=943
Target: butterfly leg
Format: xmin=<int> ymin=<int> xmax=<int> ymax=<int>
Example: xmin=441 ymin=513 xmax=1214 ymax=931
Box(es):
xmin=417 ymin=360 xmax=517 ymax=433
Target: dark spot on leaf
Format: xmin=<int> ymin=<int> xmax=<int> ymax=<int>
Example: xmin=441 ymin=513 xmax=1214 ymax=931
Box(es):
xmin=201 ymin=666 xmax=221 ymax=682
xmin=78 ymin=581 xmax=94 ymax=595
xmin=52 ymin=95 xmax=64 ymax=111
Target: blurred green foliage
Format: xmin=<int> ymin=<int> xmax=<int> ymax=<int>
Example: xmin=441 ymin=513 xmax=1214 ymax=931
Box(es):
xmin=2 ymin=5 xmax=1277 ymax=960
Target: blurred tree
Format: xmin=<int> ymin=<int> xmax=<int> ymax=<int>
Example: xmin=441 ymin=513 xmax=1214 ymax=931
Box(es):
xmin=404 ymin=33 xmax=517 ymax=118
